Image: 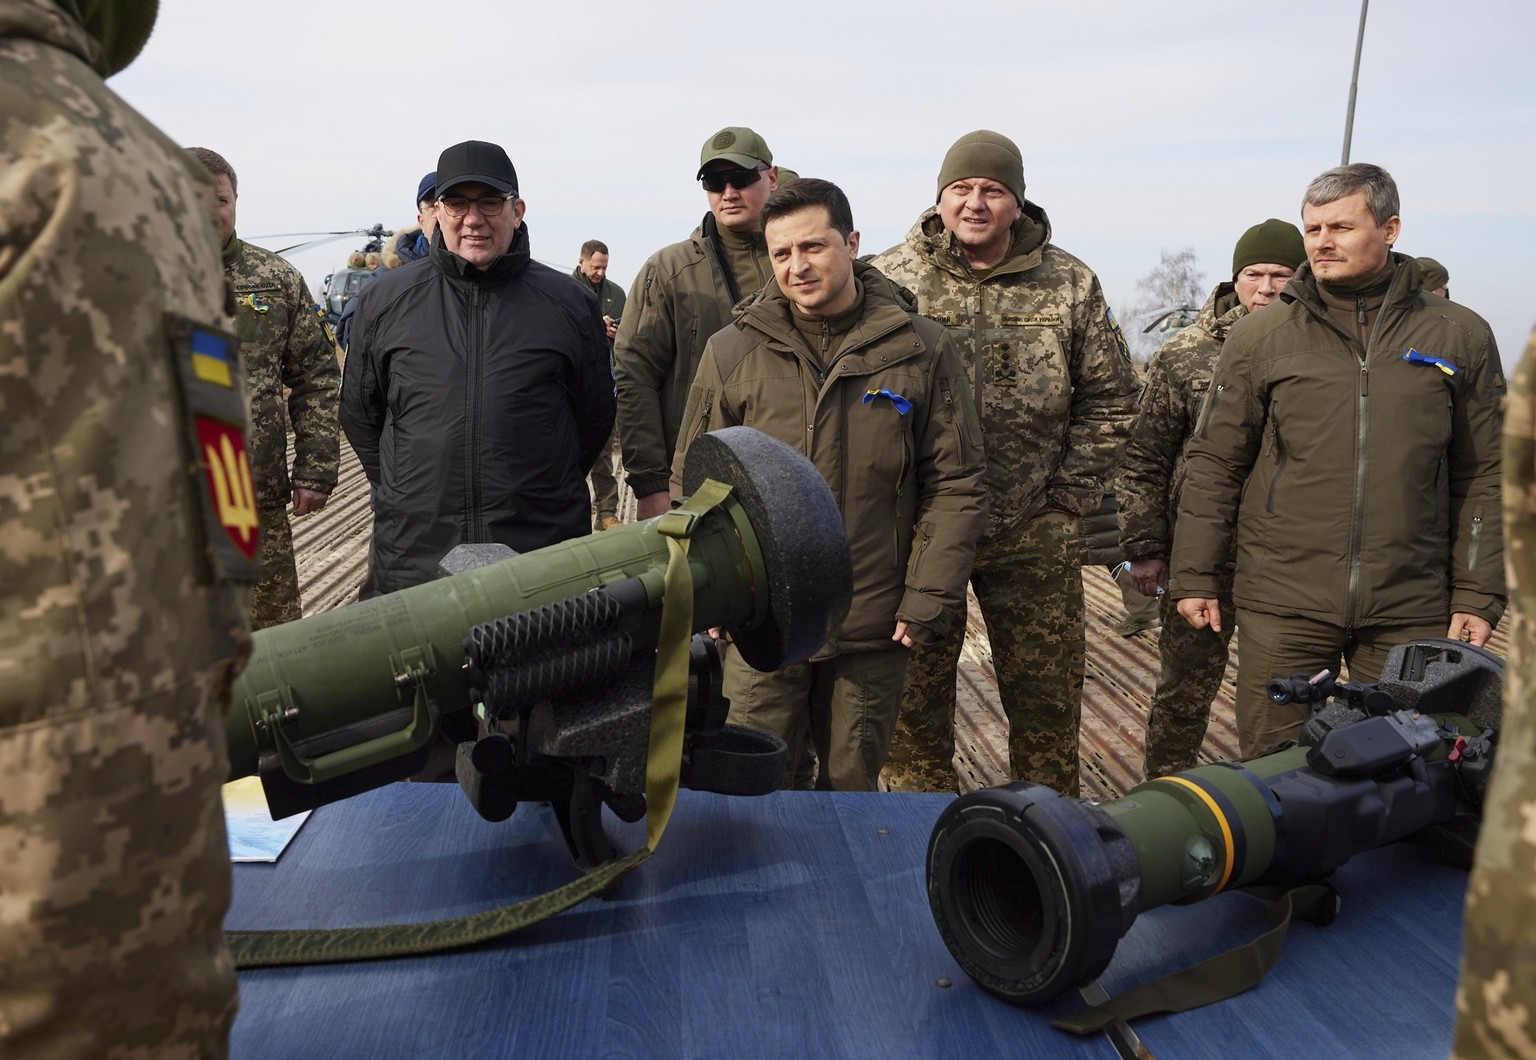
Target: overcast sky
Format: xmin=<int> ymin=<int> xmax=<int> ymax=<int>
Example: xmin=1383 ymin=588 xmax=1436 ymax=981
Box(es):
xmin=112 ymin=0 xmax=1535 ymax=360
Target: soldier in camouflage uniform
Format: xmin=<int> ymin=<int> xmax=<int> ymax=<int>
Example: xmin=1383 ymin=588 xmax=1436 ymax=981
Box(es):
xmin=1117 ymin=220 xmax=1305 ymax=777
xmin=573 ymin=238 xmax=626 ymax=530
xmin=869 ymin=131 xmax=1138 ymax=796
xmin=188 ymin=148 xmax=342 ymax=630
xmin=1454 ymin=326 xmax=1536 ymax=1060
xmin=1 ymin=1 xmax=257 ymax=1053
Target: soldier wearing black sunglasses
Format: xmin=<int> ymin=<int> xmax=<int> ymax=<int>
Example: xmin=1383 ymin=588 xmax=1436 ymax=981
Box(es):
xmin=614 ymin=126 xmax=779 ymax=525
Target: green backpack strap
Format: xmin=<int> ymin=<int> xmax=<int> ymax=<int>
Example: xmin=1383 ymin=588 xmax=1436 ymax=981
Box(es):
xmin=1052 ymin=882 xmax=1339 ymax=1036
xmin=226 ymin=482 xmax=734 ymax=969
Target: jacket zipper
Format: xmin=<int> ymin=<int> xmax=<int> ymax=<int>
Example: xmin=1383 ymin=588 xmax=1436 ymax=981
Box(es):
xmin=1468 ymin=507 xmax=1484 ymax=572
xmin=1265 ymin=402 xmax=1287 ymax=514
xmin=1197 ymin=383 xmax=1226 ymax=440
xmin=1346 ymin=291 xmax=1388 ymax=626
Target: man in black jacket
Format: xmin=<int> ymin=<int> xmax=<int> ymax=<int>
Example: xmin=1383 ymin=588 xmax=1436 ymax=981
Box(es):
xmin=341 ymin=140 xmax=615 ymax=593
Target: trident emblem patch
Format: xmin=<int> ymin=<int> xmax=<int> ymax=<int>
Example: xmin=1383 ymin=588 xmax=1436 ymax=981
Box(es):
xmin=195 ymin=416 xmax=259 ymax=559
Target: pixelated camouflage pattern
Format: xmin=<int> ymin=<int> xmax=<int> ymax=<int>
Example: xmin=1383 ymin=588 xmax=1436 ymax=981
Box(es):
xmin=872 ymin=202 xmax=1132 ymax=796
xmin=1115 ymin=283 xmax=1244 ymax=776
xmin=868 ymin=204 xmax=1137 ymax=542
xmin=1 ymin=3 xmax=250 ymax=1054
xmin=250 ymin=505 xmax=300 ymax=629
xmin=1141 ymin=585 xmax=1232 ymax=776
xmin=225 ymin=236 xmax=340 ymax=509
xmin=886 ymin=510 xmax=1085 ymax=796
xmin=1454 ymin=326 xmax=1536 ymax=1059
xmin=1117 ymin=282 xmax=1244 ymax=562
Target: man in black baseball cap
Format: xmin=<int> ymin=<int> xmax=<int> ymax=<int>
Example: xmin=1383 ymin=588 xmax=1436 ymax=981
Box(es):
xmin=341 ymin=138 xmax=615 ymax=594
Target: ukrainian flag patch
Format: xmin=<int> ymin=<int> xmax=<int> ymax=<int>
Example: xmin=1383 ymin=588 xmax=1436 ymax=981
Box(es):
xmin=191 ymin=327 xmax=235 ymax=387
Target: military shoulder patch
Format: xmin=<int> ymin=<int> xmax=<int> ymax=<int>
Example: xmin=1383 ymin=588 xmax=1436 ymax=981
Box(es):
xmin=166 ymin=315 xmax=262 ymax=584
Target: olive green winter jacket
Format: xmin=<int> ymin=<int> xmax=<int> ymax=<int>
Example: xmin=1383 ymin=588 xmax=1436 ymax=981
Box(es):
xmin=1169 ymin=255 xmax=1506 ymax=627
xmin=670 ymin=262 xmax=987 ymax=654
xmin=615 ymin=214 xmax=769 ymax=498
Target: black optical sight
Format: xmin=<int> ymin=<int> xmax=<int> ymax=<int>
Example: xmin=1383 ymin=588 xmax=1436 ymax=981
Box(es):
xmin=925 ymin=639 xmax=1501 ymax=1006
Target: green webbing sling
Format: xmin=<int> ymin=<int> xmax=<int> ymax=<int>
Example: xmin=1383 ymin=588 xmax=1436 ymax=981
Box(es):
xmin=225 ymin=482 xmax=734 ymax=969
xmin=1052 ymin=883 xmax=1338 ymax=1036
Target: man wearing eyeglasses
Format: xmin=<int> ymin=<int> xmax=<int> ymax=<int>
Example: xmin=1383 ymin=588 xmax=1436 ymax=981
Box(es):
xmin=614 ymin=126 xmax=779 ymax=523
xmin=340 ymin=140 xmax=615 ymax=594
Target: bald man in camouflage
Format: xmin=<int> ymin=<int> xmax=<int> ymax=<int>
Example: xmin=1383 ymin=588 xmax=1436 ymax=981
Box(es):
xmin=2 ymin=0 xmax=256 ymax=1053
xmin=870 ymin=130 xmax=1138 ymax=796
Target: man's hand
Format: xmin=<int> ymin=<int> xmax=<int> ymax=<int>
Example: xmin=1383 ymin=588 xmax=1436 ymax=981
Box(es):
xmin=602 ymin=315 xmax=619 ymax=342
xmin=1177 ymin=597 xmax=1222 ymax=633
xmin=1129 ymin=557 xmax=1168 ymax=598
xmin=292 ymin=488 xmax=329 ymax=516
xmin=893 ymin=620 xmax=917 ymax=650
xmin=635 ymin=492 xmax=671 ymax=521
xmin=1448 ymin=612 xmax=1493 ymax=646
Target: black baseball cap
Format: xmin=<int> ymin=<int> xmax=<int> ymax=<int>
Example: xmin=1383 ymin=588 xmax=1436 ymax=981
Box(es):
xmin=435 ymin=141 xmax=518 ymax=197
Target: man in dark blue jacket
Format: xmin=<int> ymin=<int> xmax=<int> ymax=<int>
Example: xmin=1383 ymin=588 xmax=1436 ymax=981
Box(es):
xmin=340 ymin=140 xmax=615 ymax=593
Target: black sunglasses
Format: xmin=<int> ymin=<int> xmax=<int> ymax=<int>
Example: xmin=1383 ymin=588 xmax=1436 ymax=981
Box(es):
xmin=700 ymin=165 xmax=769 ymax=193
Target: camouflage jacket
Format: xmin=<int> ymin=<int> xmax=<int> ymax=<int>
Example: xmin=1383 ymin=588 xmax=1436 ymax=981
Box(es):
xmin=869 ymin=204 xmax=1137 ymax=542
xmin=569 ymin=267 xmax=627 ymax=322
xmin=614 ymin=214 xmax=771 ymax=498
xmin=1117 ymin=282 xmax=1245 ymax=561
xmin=2 ymin=0 xmax=252 ymax=1051
xmin=1170 ymin=255 xmax=1506 ymax=626
xmin=225 ymin=235 xmax=341 ymax=509
xmin=1454 ymin=325 xmax=1536 ymax=1059
xmin=670 ymin=262 xmax=987 ymax=653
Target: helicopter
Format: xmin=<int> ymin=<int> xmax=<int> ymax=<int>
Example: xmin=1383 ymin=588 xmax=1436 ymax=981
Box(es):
xmin=251 ymin=222 xmax=394 ymax=325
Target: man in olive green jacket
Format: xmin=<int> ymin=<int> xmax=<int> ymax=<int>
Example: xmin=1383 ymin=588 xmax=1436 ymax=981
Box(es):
xmin=616 ymin=126 xmax=779 ymax=522
xmin=869 ymin=130 xmax=1138 ymax=796
xmin=672 ymin=179 xmax=987 ymax=791
xmin=1171 ymin=164 xmax=1505 ymax=757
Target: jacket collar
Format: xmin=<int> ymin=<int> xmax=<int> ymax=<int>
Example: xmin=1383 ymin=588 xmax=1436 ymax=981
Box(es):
xmin=906 ymin=198 xmax=1053 ymax=280
xmin=429 ymin=220 xmax=532 ymax=285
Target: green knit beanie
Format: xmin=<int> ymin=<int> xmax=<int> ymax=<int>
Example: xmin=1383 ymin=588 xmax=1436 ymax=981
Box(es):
xmin=935 ymin=130 xmax=1025 ymax=206
xmin=1231 ymin=218 xmax=1306 ymax=279
xmin=76 ymin=0 xmax=159 ymax=75
xmin=1416 ymin=256 xmax=1449 ymax=291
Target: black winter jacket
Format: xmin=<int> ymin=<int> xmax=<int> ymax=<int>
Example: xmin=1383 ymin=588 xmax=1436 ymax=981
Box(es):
xmin=341 ymin=223 xmax=615 ymax=593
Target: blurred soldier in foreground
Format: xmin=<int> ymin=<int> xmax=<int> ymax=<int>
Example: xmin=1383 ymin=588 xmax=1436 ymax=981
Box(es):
xmin=188 ymin=147 xmax=341 ymax=629
xmin=1118 ymin=219 xmax=1305 ymax=777
xmin=672 ymin=178 xmax=986 ymax=789
xmin=1 ymin=1 xmax=257 ymax=1054
xmin=870 ymin=130 xmax=1138 ymax=795
xmin=1454 ymin=326 xmax=1536 ymax=1059
xmin=573 ymin=238 xmax=626 ymax=530
xmin=616 ymin=126 xmax=779 ymax=521
xmin=1170 ymin=164 xmax=1505 ymax=757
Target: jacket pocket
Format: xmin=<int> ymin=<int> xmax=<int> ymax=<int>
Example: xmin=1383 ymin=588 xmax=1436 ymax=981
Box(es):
xmin=676 ymin=386 xmax=713 ymax=460
xmin=1196 ymin=382 xmax=1226 ymax=440
xmin=1265 ymin=401 xmax=1287 ymax=515
xmin=1467 ymin=505 xmax=1484 ymax=573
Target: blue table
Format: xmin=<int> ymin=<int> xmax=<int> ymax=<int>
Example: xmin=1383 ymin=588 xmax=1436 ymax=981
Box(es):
xmin=226 ymin=787 xmax=1466 ymax=1059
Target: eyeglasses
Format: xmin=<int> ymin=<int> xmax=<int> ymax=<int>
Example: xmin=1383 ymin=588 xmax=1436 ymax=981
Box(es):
xmin=437 ymin=193 xmax=514 ymax=218
xmin=700 ymin=165 xmax=769 ymax=194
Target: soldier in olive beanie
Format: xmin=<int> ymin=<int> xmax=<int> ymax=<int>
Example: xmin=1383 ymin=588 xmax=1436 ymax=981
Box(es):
xmin=1416 ymin=256 xmax=1450 ymax=297
xmin=1231 ymin=218 xmax=1305 ymax=279
xmin=935 ymin=129 xmax=1026 ymax=206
